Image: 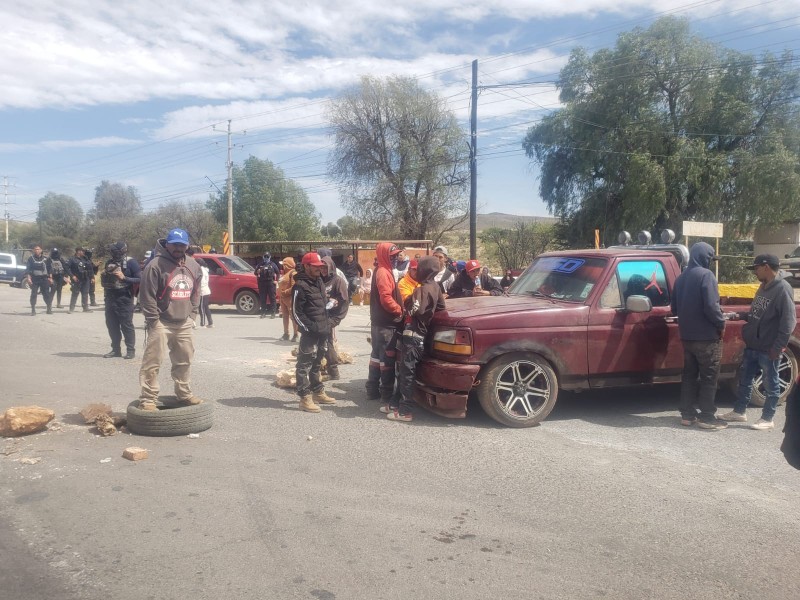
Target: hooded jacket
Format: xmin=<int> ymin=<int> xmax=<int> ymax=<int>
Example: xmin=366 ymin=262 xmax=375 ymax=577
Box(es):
xmin=741 ymin=272 xmax=796 ymax=354
xmin=139 ymin=239 xmax=202 ymax=325
xmin=292 ymin=268 xmax=330 ymax=336
xmin=670 ymin=242 xmax=725 ymax=341
xmin=278 ymin=257 xmax=297 ymax=307
xmin=322 ymin=256 xmax=350 ymax=327
xmin=370 ymin=242 xmax=403 ymax=327
xmin=406 ymin=256 xmax=446 ymax=336
xmin=448 ymin=270 xmax=503 ymax=298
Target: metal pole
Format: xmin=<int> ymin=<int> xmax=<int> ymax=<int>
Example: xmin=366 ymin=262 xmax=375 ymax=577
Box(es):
xmin=4 ymin=176 xmax=8 ymax=243
xmin=226 ymin=120 xmax=234 ymax=256
xmin=469 ymin=59 xmax=478 ymax=260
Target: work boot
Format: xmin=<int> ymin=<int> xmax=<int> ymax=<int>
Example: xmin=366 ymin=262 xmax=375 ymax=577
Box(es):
xmin=178 ymin=396 xmax=204 ymax=405
xmin=46 ymin=305 xmax=53 ymax=314
xmin=124 ymin=349 xmax=136 ymax=360
xmin=312 ymin=390 xmax=336 ymax=405
xmin=30 ymin=307 xmax=36 ymax=316
xmin=138 ymin=398 xmax=158 ymax=411
xmin=299 ymin=395 xmax=321 ymax=413
xmin=82 ymin=306 xmax=91 ymax=313
xmin=260 ymin=313 xmax=266 ymax=319
xmin=104 ymin=350 xmax=122 ymax=358
xmin=327 ymin=367 xmax=340 ymax=380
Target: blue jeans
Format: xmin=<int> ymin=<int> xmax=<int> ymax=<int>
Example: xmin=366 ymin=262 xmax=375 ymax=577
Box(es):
xmin=735 ymin=348 xmax=781 ymax=421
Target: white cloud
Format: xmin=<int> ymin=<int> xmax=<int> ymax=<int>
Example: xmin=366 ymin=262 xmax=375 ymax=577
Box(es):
xmin=0 ymin=136 xmax=139 ymax=153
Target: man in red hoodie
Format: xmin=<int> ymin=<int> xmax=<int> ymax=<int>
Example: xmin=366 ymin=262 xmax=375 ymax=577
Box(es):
xmin=366 ymin=242 xmax=403 ymax=403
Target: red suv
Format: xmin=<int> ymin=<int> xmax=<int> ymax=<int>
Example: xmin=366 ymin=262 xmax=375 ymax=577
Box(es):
xmin=193 ymin=253 xmax=261 ymax=315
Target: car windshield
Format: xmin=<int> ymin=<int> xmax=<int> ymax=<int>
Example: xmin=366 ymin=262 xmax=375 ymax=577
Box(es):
xmin=510 ymin=256 xmax=607 ymax=302
xmin=216 ymin=256 xmax=254 ymax=274
xmin=790 ymin=246 xmax=800 ymax=259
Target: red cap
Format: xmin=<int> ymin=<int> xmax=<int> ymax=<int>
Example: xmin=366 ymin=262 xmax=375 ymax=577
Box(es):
xmin=388 ymin=244 xmax=402 ymax=256
xmin=301 ymin=252 xmax=325 ymax=267
xmin=408 ymin=259 xmax=418 ymax=270
xmin=465 ymin=259 xmax=481 ymax=272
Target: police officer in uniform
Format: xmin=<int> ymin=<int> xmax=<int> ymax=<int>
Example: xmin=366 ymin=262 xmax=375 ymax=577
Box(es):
xmin=25 ymin=245 xmax=53 ymax=315
xmin=68 ymin=247 xmax=92 ymax=313
xmin=101 ymin=242 xmax=141 ymax=359
xmin=85 ymin=248 xmax=99 ymax=306
xmin=48 ymin=248 xmax=69 ymax=308
xmin=255 ymin=251 xmax=279 ymax=318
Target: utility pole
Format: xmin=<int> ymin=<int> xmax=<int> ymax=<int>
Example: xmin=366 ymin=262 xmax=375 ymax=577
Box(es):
xmin=226 ymin=120 xmax=234 ymax=256
xmin=3 ymin=176 xmax=11 ymax=244
xmin=469 ymin=60 xmax=478 ymax=260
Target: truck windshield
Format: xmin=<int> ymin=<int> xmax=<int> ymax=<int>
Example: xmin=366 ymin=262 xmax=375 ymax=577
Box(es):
xmin=216 ymin=256 xmax=254 ymax=274
xmin=510 ymin=256 xmax=607 ymax=302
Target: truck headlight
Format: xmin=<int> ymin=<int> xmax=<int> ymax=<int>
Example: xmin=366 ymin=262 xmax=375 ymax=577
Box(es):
xmin=432 ymin=328 xmax=473 ymax=355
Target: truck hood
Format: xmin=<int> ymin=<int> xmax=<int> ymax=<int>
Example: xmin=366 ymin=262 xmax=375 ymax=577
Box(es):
xmin=436 ymin=294 xmax=578 ymax=324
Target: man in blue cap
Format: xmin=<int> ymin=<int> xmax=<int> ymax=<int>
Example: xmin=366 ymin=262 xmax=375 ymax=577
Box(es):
xmin=137 ymin=228 xmax=204 ymax=411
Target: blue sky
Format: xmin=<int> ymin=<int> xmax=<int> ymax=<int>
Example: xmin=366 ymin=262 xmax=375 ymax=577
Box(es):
xmin=2 ymin=0 xmax=799 ymax=229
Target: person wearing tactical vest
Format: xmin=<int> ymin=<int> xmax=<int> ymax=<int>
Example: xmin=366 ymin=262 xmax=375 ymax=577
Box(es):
xmin=137 ymin=228 xmax=204 ymax=411
xmin=101 ymin=241 xmax=141 ymax=359
xmin=67 ymin=247 xmax=92 ymax=313
xmin=48 ymin=248 xmax=69 ymax=308
xmin=85 ymin=248 xmax=100 ymax=307
xmin=25 ymin=245 xmax=53 ymax=315
xmin=255 ymin=252 xmax=279 ymax=318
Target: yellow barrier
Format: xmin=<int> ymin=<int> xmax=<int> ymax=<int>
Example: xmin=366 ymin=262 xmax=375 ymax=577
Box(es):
xmin=718 ymin=283 xmax=760 ymax=299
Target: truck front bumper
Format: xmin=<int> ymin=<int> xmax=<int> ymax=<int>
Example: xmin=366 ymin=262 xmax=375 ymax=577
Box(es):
xmin=413 ymin=358 xmax=481 ymax=419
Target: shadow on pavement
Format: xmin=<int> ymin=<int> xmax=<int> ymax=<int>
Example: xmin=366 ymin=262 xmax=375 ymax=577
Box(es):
xmin=52 ymin=352 xmax=105 ymax=358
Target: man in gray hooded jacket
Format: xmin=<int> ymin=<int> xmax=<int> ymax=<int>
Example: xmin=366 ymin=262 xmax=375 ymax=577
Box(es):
xmin=671 ymin=242 xmax=728 ymax=429
xmin=721 ymin=254 xmax=797 ymax=430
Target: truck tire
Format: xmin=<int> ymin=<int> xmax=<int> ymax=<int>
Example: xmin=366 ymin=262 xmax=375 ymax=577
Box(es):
xmin=749 ymin=347 xmax=798 ymax=408
xmin=476 ymin=352 xmax=559 ymax=428
xmin=235 ymin=289 xmax=259 ymax=315
xmin=126 ymin=399 xmax=213 ymax=437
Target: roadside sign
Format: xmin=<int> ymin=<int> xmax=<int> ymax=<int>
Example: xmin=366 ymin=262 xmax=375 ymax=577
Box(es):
xmin=682 ymin=221 xmax=723 ymax=238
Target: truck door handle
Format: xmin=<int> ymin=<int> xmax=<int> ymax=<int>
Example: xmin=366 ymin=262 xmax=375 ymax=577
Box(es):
xmin=664 ymin=316 xmax=678 ymax=324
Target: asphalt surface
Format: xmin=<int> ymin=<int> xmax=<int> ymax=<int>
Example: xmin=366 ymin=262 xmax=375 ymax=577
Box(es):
xmin=1 ymin=283 xmax=799 ymax=600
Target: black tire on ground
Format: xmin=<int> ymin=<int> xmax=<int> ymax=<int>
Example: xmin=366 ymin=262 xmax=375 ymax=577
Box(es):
xmin=235 ymin=289 xmax=259 ymax=315
xmin=126 ymin=399 xmax=213 ymax=437
xmin=748 ymin=346 xmax=798 ymax=408
xmin=476 ymin=352 xmax=559 ymax=428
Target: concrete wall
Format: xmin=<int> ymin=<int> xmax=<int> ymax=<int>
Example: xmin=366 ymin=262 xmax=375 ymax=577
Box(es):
xmin=754 ymin=223 xmax=800 ymax=259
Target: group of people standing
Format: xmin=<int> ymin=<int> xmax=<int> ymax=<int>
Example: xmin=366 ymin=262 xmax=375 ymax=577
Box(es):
xmin=672 ymin=244 xmax=796 ymax=431
xmin=25 ymin=245 xmax=99 ymax=315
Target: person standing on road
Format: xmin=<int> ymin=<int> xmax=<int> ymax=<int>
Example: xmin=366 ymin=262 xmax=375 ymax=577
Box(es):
xmin=292 ymin=252 xmax=336 ymax=413
xmin=255 ymin=252 xmax=279 ymax=319
xmin=278 ymin=257 xmax=299 ymax=341
xmin=85 ymin=249 xmax=99 ymax=307
xmin=671 ymin=242 xmax=728 ymax=430
xmin=25 ymin=245 xmax=52 ymax=315
xmin=383 ymin=256 xmax=446 ymax=422
xmin=137 ymin=228 xmax=204 ymax=411
xmin=100 ymin=241 xmax=141 ymax=359
xmin=721 ymin=254 xmax=797 ymax=430
xmin=432 ymin=246 xmax=455 ymax=296
xmin=321 ymin=256 xmax=350 ymax=380
xmin=195 ymin=258 xmax=214 ymax=328
xmin=48 ymin=248 xmax=69 ymax=308
xmin=366 ymin=242 xmax=404 ymax=403
xmin=67 ymin=247 xmax=92 ymax=313
xmin=342 ymin=254 xmax=363 ymax=305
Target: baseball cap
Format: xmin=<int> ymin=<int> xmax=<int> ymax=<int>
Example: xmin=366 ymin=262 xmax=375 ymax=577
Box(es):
xmin=408 ymin=259 xmax=419 ymax=270
xmin=747 ymin=254 xmax=780 ymax=270
xmin=165 ymin=228 xmax=189 ymax=245
xmin=465 ymin=259 xmax=481 ymax=272
xmin=388 ymin=244 xmax=401 ymax=256
xmin=301 ymin=252 xmax=325 ymax=267
xmin=433 ymin=245 xmax=448 ymax=256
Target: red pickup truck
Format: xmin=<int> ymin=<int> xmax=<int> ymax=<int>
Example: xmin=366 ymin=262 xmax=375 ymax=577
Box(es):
xmin=414 ymin=243 xmax=800 ymax=427
xmin=193 ymin=253 xmax=261 ymax=315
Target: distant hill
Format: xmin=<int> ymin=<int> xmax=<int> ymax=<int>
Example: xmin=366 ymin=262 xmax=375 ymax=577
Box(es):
xmin=448 ymin=212 xmax=558 ymax=232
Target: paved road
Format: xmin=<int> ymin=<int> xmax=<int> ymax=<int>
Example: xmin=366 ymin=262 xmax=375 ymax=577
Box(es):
xmin=1 ymin=284 xmax=799 ymax=599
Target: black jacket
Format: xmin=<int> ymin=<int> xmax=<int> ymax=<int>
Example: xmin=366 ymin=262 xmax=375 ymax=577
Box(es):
xmin=342 ymin=259 xmax=363 ymax=280
xmin=292 ymin=271 xmax=330 ymax=336
xmin=670 ymin=242 xmax=725 ymax=341
xmin=25 ymin=255 xmax=51 ymax=279
xmin=322 ymin=256 xmax=349 ymax=328
xmin=448 ymin=271 xmax=503 ymax=298
xmin=406 ymin=256 xmax=446 ymax=336
xmin=68 ymin=255 xmax=92 ymax=281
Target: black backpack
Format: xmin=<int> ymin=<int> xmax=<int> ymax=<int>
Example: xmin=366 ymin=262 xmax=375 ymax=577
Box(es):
xmin=51 ymin=259 xmax=64 ymax=276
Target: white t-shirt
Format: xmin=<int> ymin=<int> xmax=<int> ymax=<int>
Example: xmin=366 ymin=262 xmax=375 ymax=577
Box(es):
xmin=199 ymin=266 xmax=211 ymax=296
xmin=434 ymin=268 xmax=454 ymax=292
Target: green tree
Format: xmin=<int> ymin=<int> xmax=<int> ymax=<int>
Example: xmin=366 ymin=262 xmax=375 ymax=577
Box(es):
xmin=328 ymin=75 xmax=469 ymax=240
xmin=523 ymin=17 xmax=800 ymax=246
xmin=89 ymin=180 xmax=142 ymax=221
xmin=36 ymin=192 xmax=84 ymax=244
xmin=480 ymin=222 xmax=561 ymax=270
xmin=207 ymin=156 xmax=320 ymax=241
xmin=320 ymin=222 xmax=342 ymax=238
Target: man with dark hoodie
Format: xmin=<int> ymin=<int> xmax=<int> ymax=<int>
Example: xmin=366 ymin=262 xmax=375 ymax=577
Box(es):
xmin=366 ymin=242 xmax=403 ymax=403
xmin=671 ymin=242 xmax=728 ymax=430
xmin=137 ymin=228 xmax=203 ymax=411
xmin=382 ymin=256 xmax=446 ymax=422
xmin=292 ymin=252 xmax=337 ymax=413
xmin=721 ymin=254 xmax=797 ymax=430
xmin=321 ymin=255 xmax=349 ymax=380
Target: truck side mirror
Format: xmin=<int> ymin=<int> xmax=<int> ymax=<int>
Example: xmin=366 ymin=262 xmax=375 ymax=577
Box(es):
xmin=625 ymin=295 xmax=653 ymax=313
